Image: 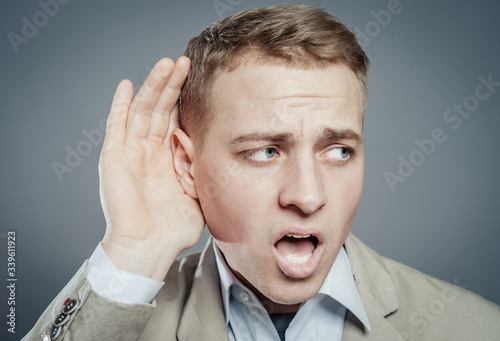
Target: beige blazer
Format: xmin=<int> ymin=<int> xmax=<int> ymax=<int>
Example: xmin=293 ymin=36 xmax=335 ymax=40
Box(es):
xmin=23 ymin=234 xmax=500 ymax=340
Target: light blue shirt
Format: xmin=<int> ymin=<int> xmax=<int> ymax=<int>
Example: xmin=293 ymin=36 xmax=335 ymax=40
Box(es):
xmin=214 ymin=244 xmax=371 ymax=340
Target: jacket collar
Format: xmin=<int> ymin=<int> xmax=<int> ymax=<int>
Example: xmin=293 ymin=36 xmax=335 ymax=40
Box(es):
xmin=342 ymin=233 xmax=401 ymax=340
xmin=177 ymin=236 xmax=230 ymax=341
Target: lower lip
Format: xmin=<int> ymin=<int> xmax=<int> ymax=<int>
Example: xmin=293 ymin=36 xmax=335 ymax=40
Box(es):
xmin=272 ymin=242 xmax=324 ymax=279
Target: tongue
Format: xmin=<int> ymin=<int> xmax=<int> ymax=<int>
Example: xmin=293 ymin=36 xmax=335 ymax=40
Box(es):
xmin=275 ymin=236 xmax=315 ymax=257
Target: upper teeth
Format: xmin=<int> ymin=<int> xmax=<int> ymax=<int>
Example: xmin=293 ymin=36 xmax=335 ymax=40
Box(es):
xmin=286 ymin=234 xmax=311 ymax=238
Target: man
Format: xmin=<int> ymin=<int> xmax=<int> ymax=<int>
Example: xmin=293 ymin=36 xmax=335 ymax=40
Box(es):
xmin=24 ymin=4 xmax=500 ymax=341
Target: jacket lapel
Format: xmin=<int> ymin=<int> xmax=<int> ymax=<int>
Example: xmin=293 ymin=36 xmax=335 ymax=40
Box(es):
xmin=343 ymin=308 xmax=402 ymax=340
xmin=342 ymin=233 xmax=402 ymax=340
xmin=177 ymin=237 xmax=230 ymax=341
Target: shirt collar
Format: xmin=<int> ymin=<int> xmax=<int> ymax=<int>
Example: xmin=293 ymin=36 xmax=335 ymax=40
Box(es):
xmin=319 ymin=245 xmax=371 ymax=329
xmin=213 ymin=243 xmax=238 ymax=325
xmin=213 ymin=242 xmax=371 ymax=330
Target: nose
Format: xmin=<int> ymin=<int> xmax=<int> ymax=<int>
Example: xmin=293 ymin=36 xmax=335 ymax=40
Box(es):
xmin=279 ymin=155 xmax=327 ymax=214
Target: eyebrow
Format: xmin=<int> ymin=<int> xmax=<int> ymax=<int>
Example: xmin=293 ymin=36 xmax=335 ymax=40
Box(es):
xmin=316 ymin=127 xmax=363 ymax=144
xmin=230 ymin=132 xmax=297 ymax=145
xmin=230 ymin=127 xmax=363 ymax=145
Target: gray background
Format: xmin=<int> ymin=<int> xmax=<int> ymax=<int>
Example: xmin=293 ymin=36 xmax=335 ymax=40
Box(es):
xmin=1 ymin=0 xmax=499 ymax=339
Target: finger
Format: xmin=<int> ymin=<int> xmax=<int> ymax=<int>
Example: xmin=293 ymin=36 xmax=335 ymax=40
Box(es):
xmin=148 ymin=56 xmax=191 ymax=144
xmin=102 ymin=79 xmax=133 ymax=152
xmin=126 ymin=58 xmax=175 ymax=141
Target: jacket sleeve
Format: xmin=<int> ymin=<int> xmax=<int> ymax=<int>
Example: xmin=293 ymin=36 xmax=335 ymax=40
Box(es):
xmin=21 ymin=261 xmax=155 ymax=341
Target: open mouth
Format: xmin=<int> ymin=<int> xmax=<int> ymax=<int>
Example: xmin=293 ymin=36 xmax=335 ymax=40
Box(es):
xmin=273 ymin=232 xmax=323 ymax=279
xmin=274 ymin=234 xmax=319 ymax=264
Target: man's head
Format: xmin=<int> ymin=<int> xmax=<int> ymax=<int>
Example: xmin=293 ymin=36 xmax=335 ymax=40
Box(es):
xmin=173 ymin=4 xmax=368 ymax=310
xmin=179 ymin=4 xmax=368 ymax=148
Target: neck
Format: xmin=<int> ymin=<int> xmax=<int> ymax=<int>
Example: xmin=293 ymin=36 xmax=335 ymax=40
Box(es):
xmin=217 ymin=245 xmax=304 ymax=314
xmin=232 ymin=269 xmax=302 ymax=314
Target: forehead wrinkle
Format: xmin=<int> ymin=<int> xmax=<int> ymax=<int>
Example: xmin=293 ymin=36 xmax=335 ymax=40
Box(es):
xmin=269 ymin=95 xmax=348 ymax=102
xmin=267 ymin=95 xmax=350 ymax=110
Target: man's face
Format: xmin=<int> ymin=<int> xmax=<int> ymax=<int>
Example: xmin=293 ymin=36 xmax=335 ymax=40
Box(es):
xmin=192 ymin=59 xmax=364 ymax=306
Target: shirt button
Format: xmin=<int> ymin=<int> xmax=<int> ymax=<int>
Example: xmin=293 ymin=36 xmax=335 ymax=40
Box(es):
xmin=240 ymin=291 xmax=250 ymax=301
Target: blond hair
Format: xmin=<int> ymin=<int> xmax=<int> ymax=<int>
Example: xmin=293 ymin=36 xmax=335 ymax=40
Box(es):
xmin=180 ymin=4 xmax=369 ymax=145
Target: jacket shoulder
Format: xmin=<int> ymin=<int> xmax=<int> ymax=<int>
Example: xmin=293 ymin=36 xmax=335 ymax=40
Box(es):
xmin=384 ymin=255 xmax=500 ymax=339
xmin=345 ymin=234 xmax=500 ymax=340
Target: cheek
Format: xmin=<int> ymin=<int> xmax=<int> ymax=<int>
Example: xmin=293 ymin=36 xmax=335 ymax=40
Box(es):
xmin=327 ymin=164 xmax=364 ymax=221
xmin=344 ymin=172 xmax=363 ymax=221
xmin=342 ymin=170 xmax=363 ymax=206
xmin=195 ymin=160 xmax=273 ymax=243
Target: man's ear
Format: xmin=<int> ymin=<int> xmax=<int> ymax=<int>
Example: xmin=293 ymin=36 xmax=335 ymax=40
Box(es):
xmin=172 ymin=128 xmax=198 ymax=199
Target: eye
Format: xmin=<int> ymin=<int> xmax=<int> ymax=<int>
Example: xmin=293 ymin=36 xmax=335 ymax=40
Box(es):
xmin=245 ymin=147 xmax=279 ymax=162
xmin=325 ymin=146 xmax=351 ymax=160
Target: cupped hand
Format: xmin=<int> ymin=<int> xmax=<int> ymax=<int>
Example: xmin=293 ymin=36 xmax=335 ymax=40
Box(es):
xmin=99 ymin=57 xmax=205 ymax=280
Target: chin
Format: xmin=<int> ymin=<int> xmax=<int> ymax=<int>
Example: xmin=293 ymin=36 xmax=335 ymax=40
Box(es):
xmin=259 ymin=274 xmax=324 ymax=306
